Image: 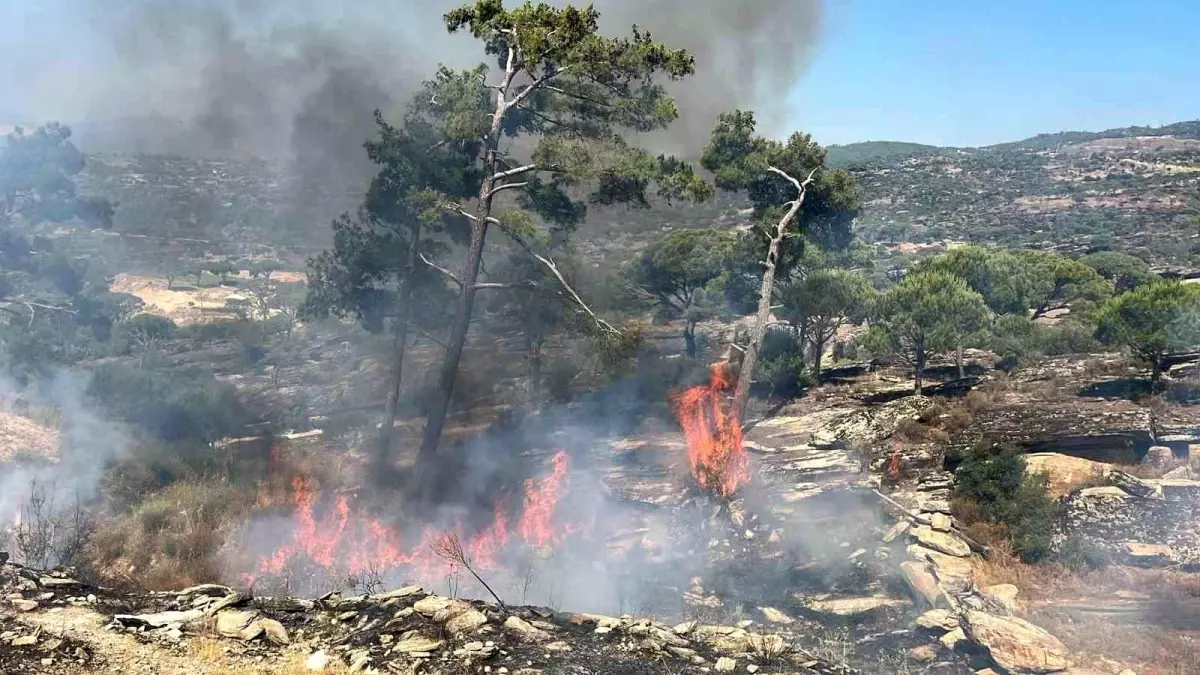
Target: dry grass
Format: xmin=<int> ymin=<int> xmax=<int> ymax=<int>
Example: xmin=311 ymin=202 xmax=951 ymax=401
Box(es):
xmin=0 ymin=410 xmax=59 ymax=462
xmin=86 ymin=479 xmax=255 ymax=590
xmin=189 ymin=639 xmax=352 ymax=674
xmin=972 ymin=545 xmax=1200 ymax=675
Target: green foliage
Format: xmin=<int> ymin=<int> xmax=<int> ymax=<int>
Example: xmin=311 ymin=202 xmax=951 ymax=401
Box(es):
xmin=953 ymin=449 xmax=1060 ymax=562
xmin=779 ymin=268 xmax=876 ymax=377
xmin=755 ymin=328 xmax=812 ymax=399
xmin=626 ymin=228 xmax=734 ymax=356
xmin=1055 ymin=534 xmax=1113 ymax=572
xmin=87 ymin=364 xmax=253 ymax=442
xmin=868 ymin=270 xmax=988 ymax=390
xmin=1095 ymin=280 xmax=1200 ymax=382
xmin=1081 ymin=251 xmax=1156 ymax=293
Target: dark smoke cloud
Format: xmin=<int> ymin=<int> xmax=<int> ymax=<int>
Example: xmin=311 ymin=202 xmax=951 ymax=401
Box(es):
xmin=2 ymin=0 xmax=820 ymax=165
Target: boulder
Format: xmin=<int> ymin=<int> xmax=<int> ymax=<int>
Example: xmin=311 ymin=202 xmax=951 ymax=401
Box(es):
xmin=1141 ymin=446 xmax=1175 ymax=469
xmin=413 ymin=595 xmax=454 ymax=616
xmin=979 ymin=584 xmax=1021 ymax=613
xmin=912 ymin=526 xmax=972 ymax=557
xmin=757 ymin=607 xmax=793 ymax=624
xmin=114 ymin=610 xmax=205 ymax=629
xmin=445 ymin=609 xmax=488 ymax=636
xmin=259 ymin=619 xmax=290 ymax=645
xmin=305 ymin=650 xmax=329 ymax=672
xmin=1123 ymin=542 xmax=1173 ymax=562
xmin=1023 ymin=453 xmax=1112 ymax=498
xmin=215 ymin=610 xmax=260 ymax=638
xmin=909 ymin=546 xmax=974 ymax=593
xmin=901 ymin=561 xmax=947 ymax=608
xmin=9 ymin=599 xmax=38 ymax=612
xmin=963 ymin=611 xmax=1069 ymax=673
xmin=370 ymin=585 xmax=423 ymax=603
xmin=1077 ymin=486 xmax=1128 ymax=498
xmin=908 ymin=644 xmax=938 ymax=662
xmin=714 ymin=657 xmax=737 ymax=672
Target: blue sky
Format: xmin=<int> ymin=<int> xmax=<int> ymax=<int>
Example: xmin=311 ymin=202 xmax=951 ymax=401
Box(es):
xmin=793 ymin=0 xmax=1200 ymax=147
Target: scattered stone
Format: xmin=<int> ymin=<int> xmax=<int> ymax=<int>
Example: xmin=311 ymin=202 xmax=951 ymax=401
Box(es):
xmin=909 ymin=545 xmax=975 ymax=593
xmin=11 ymin=635 xmax=37 ymax=646
xmin=259 ymin=618 xmax=290 ymax=645
xmin=930 ymin=513 xmax=952 ymax=532
xmin=446 ymin=609 xmax=488 ymax=636
xmin=305 ymin=649 xmax=329 ymax=672
xmin=747 ymin=665 xmax=760 ymax=673
xmin=980 ymin=584 xmax=1020 ymax=613
xmin=543 ymin=641 xmax=572 ymax=652
xmin=806 ymin=595 xmax=910 ymax=616
xmin=413 ymin=595 xmax=454 ymax=616
xmin=756 ymin=607 xmax=792 ymax=625
xmin=672 ymin=620 xmax=698 ymax=634
xmin=911 ymin=526 xmax=972 ymax=557
xmin=882 ymin=520 xmax=911 ymax=542
xmin=37 ymin=577 xmax=81 ymax=588
xmin=371 ymin=585 xmax=423 ymax=602
xmin=10 ymin=598 xmax=38 ymax=612
xmin=1110 ymin=471 xmax=1159 ymax=499
xmin=504 ymin=616 xmax=547 ymax=638
xmin=901 ymin=561 xmax=947 ymax=608
xmin=714 ymin=657 xmax=737 ymax=672
xmin=908 ymin=644 xmax=938 ymax=662
xmin=939 ymin=628 xmax=966 ymax=650
xmin=114 ymin=609 xmax=205 ymax=629
xmin=915 ymin=609 xmax=960 ymax=631
xmin=393 ymin=631 xmax=444 ymax=654
xmin=594 ymin=626 xmax=612 ymax=635
xmin=964 ymin=611 xmax=1069 ymax=673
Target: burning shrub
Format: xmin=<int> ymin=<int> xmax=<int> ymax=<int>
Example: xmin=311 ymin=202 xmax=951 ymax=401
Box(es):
xmin=673 ymin=361 xmax=748 ymax=498
xmin=952 ymin=447 xmax=1060 ymax=562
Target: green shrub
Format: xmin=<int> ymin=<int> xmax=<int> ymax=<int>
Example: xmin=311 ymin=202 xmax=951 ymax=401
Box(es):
xmin=756 ymin=328 xmax=812 ymax=399
xmin=1055 ymin=534 xmax=1113 ymax=571
xmin=953 ymin=447 xmax=1060 ymax=562
xmin=87 ymin=364 xmax=252 ymax=441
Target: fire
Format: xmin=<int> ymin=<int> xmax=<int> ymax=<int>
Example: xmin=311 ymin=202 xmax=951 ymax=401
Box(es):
xmin=672 ymin=361 xmax=749 ymax=498
xmin=249 ymin=451 xmax=576 ymax=587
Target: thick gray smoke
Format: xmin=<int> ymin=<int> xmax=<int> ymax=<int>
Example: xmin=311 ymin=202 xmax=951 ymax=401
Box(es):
xmin=2 ymin=0 xmax=820 ymax=169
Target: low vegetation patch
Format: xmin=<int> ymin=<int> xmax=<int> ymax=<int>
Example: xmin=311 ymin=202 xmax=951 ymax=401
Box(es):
xmin=951 ymin=446 xmax=1060 ymax=562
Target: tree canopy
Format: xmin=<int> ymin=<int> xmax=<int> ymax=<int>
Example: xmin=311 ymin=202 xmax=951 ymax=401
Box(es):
xmin=868 ymin=270 xmax=988 ymax=394
xmin=779 ymin=268 xmax=875 ymax=379
xmin=1095 ymin=280 xmax=1200 ymax=385
xmin=626 ymin=228 xmax=734 ymax=357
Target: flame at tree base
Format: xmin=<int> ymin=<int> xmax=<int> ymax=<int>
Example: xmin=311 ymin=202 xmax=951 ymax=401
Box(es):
xmin=672 ymin=361 xmax=749 ymax=498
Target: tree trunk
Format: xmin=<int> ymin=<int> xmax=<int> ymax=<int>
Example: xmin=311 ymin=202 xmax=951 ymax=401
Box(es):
xmin=812 ymin=337 xmax=825 ymax=382
xmin=416 ymin=53 xmax=514 ymax=466
xmin=956 ymin=343 xmax=965 ymax=379
xmin=377 ymin=222 xmax=422 ymax=455
xmin=684 ymin=320 xmax=697 ymax=358
xmin=1151 ymin=358 xmax=1162 ymax=390
xmin=797 ymin=319 xmax=809 ymax=370
xmin=731 ymin=197 xmax=806 ymax=419
xmin=914 ymin=336 xmax=926 ymax=395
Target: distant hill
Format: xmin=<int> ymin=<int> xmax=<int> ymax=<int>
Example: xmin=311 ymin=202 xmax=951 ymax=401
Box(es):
xmin=59 ymin=119 xmax=1200 ymax=278
xmin=826 ymin=141 xmax=946 ymax=167
xmin=848 ymin=120 xmax=1200 ymax=266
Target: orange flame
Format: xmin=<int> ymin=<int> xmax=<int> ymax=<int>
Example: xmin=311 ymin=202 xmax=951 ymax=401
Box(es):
xmin=672 ymin=361 xmax=748 ymax=498
xmin=250 ymin=451 xmax=576 ymax=585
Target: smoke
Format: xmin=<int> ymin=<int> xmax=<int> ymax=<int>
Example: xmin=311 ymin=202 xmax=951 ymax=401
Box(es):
xmin=1 ymin=0 xmax=820 ymax=167
xmin=0 ymin=370 xmax=133 ymax=565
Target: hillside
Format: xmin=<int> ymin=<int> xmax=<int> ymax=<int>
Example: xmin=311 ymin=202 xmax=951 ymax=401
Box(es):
xmin=842 ymin=121 xmax=1200 ymax=267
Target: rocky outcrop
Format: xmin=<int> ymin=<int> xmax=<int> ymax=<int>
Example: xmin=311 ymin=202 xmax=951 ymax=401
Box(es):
xmin=963 ymin=611 xmax=1069 ymax=673
xmin=1023 ymin=453 xmax=1112 ymax=498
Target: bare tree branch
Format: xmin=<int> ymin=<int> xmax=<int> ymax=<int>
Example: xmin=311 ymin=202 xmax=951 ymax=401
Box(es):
xmin=493 ymin=164 xmax=539 ymax=181
xmin=419 ymin=253 xmax=462 ymax=288
xmin=432 ymin=533 xmax=507 ymax=610
xmin=486 ymin=182 xmax=529 ymax=198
